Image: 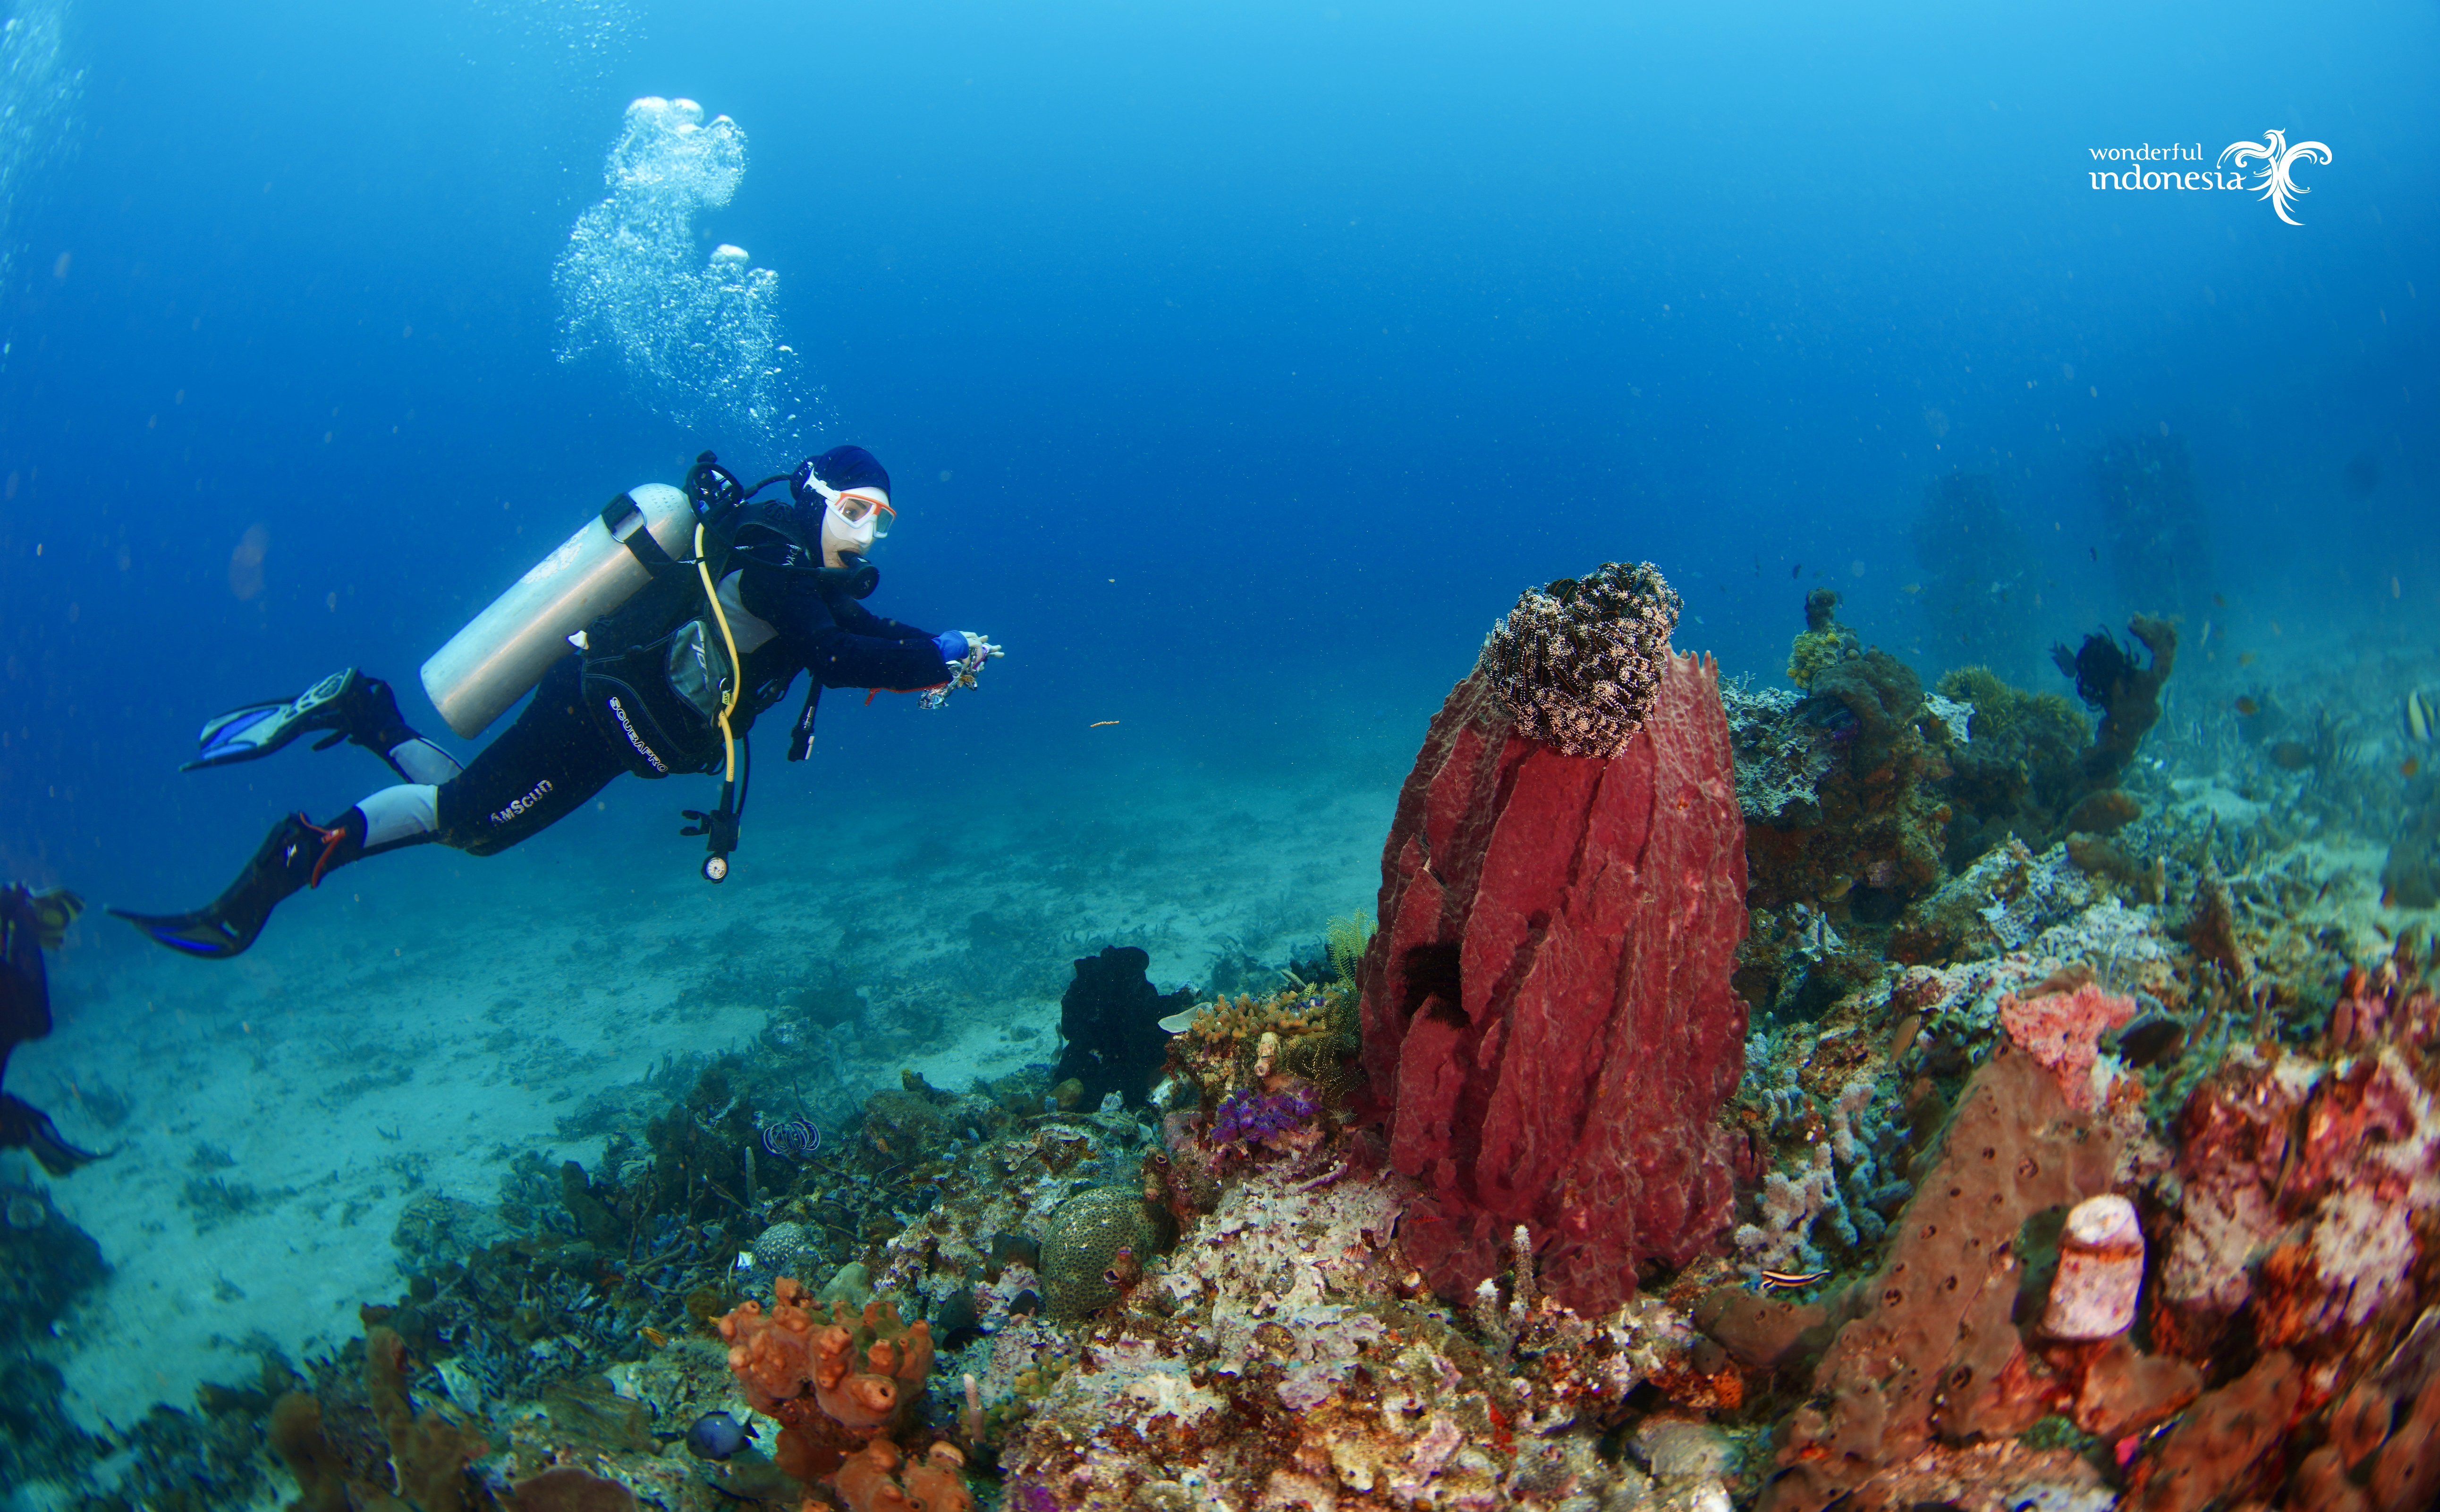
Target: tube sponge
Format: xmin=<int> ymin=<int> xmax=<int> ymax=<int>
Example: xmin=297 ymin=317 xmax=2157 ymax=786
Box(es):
xmin=717 ymin=1278 xmax=934 ymax=1436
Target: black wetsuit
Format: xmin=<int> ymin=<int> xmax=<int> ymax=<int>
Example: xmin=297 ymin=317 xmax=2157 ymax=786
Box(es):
xmin=1 ymin=885 xmax=99 ymax=1173
xmin=433 ymin=551 xmax=950 ymax=855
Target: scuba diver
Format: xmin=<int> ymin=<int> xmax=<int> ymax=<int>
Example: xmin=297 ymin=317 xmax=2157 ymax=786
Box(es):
xmin=113 ymin=446 xmax=1001 ymax=959
xmin=2 ymin=882 xmax=103 ymax=1174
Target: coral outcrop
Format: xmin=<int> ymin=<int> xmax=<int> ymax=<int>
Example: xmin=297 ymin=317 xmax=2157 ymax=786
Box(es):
xmin=1036 ymin=1186 xmax=1172 ymax=1320
xmin=1051 ymin=946 xmax=1192 ymax=1111
xmin=1932 ymin=664 xmax=2090 ymax=866
xmin=1744 ymin=595 xmax=1956 ymax=925
xmin=998 ymin=1156 xmax=1714 ymax=1512
xmin=269 ymin=1321 xmax=488 ymax=1512
xmin=1761 ymin=1044 xmax=2123 ymax=1510
xmin=720 ymin=1282 xmax=933 ymax=1436
xmin=1360 ymin=634 xmax=1748 ymax=1315
xmin=717 ymin=1279 xmax=960 ymax=1510
xmin=2053 ymin=614 xmax=2178 ymax=786
xmin=1475 ymin=560 xmax=1682 ymax=758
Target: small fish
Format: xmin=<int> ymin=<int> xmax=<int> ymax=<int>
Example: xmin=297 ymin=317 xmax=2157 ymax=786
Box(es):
xmin=2089 ymin=545 xmax=2099 ymax=561
xmin=2406 ymin=758 xmax=2423 ymax=778
xmin=686 ymin=1411 xmax=757 ymax=1462
xmin=1791 ymin=563 xmax=1802 ymax=578
xmin=2234 ymin=697 xmax=2260 ymax=717
xmin=1089 ymin=720 xmax=1120 ymax=728
xmin=2406 ymin=690 xmax=2435 ymax=745
xmin=2112 ymin=1014 xmax=2186 ymax=1068
xmin=2237 ymin=651 xmax=2258 ymax=667
xmin=1900 ymin=583 xmax=1922 ymax=595
xmin=2213 ymin=592 xmax=2228 ymax=608
xmin=1758 ymin=1267 xmax=1831 ymax=1294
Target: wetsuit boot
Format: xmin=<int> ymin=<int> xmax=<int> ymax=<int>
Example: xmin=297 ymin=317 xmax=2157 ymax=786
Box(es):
xmin=109 ymin=810 xmax=365 ymax=959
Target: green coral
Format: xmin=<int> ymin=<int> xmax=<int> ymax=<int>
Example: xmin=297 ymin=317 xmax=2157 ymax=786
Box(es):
xmin=1786 ymin=628 xmax=1847 ymax=691
xmin=1037 ymin=1187 xmax=1173 ymax=1320
xmin=1934 ymin=665 xmax=2092 ymax=866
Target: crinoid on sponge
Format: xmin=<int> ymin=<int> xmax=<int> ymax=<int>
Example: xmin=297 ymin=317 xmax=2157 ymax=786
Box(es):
xmin=718 ymin=1279 xmax=935 ymax=1444
xmin=1037 ymin=1186 xmax=1173 ymax=1320
xmin=1476 ymin=560 xmax=1681 ymax=758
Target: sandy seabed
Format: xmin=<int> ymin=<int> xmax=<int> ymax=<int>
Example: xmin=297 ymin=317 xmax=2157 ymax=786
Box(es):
xmin=7 ymin=745 xmax=1400 ymax=1442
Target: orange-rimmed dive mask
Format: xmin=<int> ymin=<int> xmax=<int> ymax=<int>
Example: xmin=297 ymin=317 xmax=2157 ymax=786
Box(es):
xmin=820 ymin=488 xmax=893 ymax=568
xmin=832 ymin=489 xmax=894 ymax=537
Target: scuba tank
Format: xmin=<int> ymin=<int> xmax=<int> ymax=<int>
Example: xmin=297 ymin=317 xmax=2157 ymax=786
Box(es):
xmin=419 ymin=484 xmax=696 ymax=738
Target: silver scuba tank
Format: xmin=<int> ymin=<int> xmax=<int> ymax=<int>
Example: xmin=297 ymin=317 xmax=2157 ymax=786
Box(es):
xmin=420 ymin=483 xmax=695 ymax=738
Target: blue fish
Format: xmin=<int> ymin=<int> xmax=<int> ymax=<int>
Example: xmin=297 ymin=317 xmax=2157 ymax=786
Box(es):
xmin=686 ymin=1411 xmax=757 ymax=1461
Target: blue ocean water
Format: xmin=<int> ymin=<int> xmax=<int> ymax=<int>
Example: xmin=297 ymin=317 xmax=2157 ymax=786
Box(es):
xmin=0 ymin=0 xmax=2433 ymax=1476
xmin=3 ymin=0 xmax=2429 ymax=907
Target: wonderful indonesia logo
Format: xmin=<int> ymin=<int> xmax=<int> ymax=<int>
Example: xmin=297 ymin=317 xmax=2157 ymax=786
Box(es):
xmin=2087 ymin=129 xmax=2330 ymax=224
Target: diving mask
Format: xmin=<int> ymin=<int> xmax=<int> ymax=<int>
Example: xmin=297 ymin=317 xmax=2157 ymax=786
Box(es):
xmin=820 ymin=487 xmax=892 ymax=568
xmin=832 ymin=489 xmax=894 ymax=538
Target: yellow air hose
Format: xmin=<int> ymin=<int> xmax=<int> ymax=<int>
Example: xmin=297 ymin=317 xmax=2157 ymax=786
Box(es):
xmin=693 ymin=522 xmax=743 ymax=783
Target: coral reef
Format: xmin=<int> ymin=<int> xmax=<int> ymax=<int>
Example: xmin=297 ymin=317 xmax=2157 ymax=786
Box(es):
xmin=1724 ymin=678 xmax=1836 ymax=827
xmin=1361 ymin=643 xmax=1747 ymax=1314
xmin=1746 ymin=610 xmax=1955 ymax=921
xmin=1785 ymin=587 xmax=1855 ymax=691
xmin=268 ymin=1319 xmax=489 ymax=1512
xmin=997 ymin=1155 xmax=1717 ymax=1512
xmin=1933 ymin=664 xmax=2091 ymax=866
xmin=1475 ymin=560 xmax=1683 ymax=757
xmin=1051 ymin=945 xmax=1193 ymax=1111
xmin=71 ymin=551 xmax=2440 ymax=1512
xmin=1761 ymin=1044 xmax=2122 ymax=1509
xmin=1036 ymin=1186 xmax=1173 ymax=1320
xmin=2054 ymin=614 xmax=2179 ymax=786
xmin=1164 ymin=982 xmax=1363 ymax=1112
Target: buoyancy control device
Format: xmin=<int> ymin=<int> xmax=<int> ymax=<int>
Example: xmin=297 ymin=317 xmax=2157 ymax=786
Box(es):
xmin=420 ymin=454 xmax=848 ymax=883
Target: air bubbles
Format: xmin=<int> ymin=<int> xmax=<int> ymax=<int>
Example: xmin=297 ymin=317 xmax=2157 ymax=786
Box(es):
xmin=554 ymin=97 xmax=810 ymax=460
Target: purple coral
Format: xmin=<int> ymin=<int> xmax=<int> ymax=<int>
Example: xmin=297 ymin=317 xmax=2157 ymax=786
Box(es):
xmin=1008 ymin=1480 xmax=1060 ymax=1512
xmin=1211 ymin=1085 xmax=1320 ymax=1146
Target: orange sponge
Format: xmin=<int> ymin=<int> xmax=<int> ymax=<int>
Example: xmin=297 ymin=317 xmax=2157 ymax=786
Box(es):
xmin=833 ymin=1440 xmax=973 ymax=1512
xmin=718 ymin=1279 xmax=934 ymax=1436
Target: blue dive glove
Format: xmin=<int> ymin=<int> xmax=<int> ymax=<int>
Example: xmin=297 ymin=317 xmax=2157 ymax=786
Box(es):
xmin=932 ymin=631 xmax=970 ymax=663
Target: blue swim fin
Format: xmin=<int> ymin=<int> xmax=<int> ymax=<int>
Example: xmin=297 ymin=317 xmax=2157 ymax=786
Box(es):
xmin=108 ymin=813 xmax=354 ymax=959
xmin=182 ymin=668 xmax=376 ymax=771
